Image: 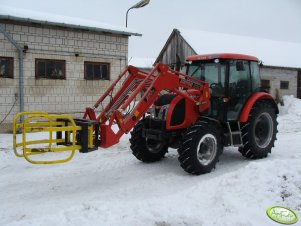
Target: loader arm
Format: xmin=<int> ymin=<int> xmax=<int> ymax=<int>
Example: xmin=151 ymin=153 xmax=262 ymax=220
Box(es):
xmin=85 ymin=63 xmax=210 ymax=148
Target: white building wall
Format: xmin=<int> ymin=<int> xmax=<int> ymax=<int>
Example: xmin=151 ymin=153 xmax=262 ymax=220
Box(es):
xmin=260 ymin=67 xmax=297 ymax=99
xmin=0 ymin=22 xmax=128 ymax=132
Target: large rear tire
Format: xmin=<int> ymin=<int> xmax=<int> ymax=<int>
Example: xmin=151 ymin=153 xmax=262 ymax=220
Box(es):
xmin=130 ymin=120 xmax=168 ymax=162
xmin=178 ymin=120 xmax=223 ymax=175
xmin=239 ymin=100 xmax=278 ymax=159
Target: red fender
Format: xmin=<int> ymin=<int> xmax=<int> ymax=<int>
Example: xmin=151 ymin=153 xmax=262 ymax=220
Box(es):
xmin=166 ymin=90 xmax=201 ymax=130
xmin=239 ymin=92 xmax=277 ymax=123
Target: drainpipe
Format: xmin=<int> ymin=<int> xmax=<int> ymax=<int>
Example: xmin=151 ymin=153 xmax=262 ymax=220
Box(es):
xmin=0 ymin=24 xmax=24 ymax=121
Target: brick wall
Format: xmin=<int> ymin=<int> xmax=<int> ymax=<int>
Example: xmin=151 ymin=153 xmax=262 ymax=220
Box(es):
xmin=0 ymin=22 xmax=128 ymax=132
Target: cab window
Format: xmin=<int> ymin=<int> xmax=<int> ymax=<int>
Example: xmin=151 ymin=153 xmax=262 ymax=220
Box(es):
xmin=250 ymin=61 xmax=260 ymax=91
xmin=229 ymin=60 xmax=251 ymax=96
xmin=187 ymin=63 xmax=225 ymax=87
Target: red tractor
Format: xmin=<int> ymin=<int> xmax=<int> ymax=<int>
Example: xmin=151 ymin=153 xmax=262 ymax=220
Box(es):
xmin=14 ymin=53 xmax=278 ymax=175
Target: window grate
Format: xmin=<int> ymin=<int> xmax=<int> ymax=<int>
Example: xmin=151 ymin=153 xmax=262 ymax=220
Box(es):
xmin=35 ymin=59 xmax=66 ymax=79
xmin=84 ymin=62 xmax=110 ymax=80
xmin=0 ymin=57 xmax=14 ymax=79
xmin=280 ymin=81 xmax=289 ymax=90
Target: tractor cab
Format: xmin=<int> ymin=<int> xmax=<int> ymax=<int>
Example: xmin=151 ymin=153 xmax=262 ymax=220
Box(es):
xmin=184 ymin=53 xmax=261 ymax=121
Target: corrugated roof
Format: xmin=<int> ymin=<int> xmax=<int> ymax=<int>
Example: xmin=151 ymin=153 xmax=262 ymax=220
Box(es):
xmin=0 ymin=6 xmax=141 ymax=37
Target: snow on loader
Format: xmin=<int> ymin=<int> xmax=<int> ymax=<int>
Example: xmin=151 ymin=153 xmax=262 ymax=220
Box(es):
xmin=13 ymin=53 xmax=278 ymax=174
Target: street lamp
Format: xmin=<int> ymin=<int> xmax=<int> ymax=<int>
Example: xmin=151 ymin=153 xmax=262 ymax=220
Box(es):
xmin=126 ymin=0 xmax=150 ymax=27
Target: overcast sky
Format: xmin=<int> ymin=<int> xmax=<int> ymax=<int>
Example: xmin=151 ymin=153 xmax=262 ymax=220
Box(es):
xmin=1 ymin=0 xmax=301 ymax=59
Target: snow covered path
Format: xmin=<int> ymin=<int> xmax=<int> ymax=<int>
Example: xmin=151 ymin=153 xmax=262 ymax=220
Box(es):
xmin=0 ymin=96 xmax=301 ymax=226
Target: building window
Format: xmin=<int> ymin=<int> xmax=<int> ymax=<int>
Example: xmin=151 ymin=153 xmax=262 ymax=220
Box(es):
xmin=84 ymin=62 xmax=110 ymax=80
xmin=280 ymin=81 xmax=289 ymax=90
xmin=0 ymin=57 xmax=13 ymax=78
xmin=261 ymin=79 xmax=270 ymax=90
xmin=35 ymin=59 xmax=66 ymax=79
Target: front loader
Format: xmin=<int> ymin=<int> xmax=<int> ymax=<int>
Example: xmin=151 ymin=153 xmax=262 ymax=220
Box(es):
xmin=13 ymin=53 xmax=278 ymax=175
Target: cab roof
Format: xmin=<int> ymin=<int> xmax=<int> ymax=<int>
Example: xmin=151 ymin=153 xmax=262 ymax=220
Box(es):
xmin=186 ymin=53 xmax=259 ymax=62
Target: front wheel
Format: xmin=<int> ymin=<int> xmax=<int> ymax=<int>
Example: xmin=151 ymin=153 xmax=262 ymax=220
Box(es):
xmin=239 ymin=100 xmax=278 ymax=159
xmin=130 ymin=120 xmax=168 ymax=162
xmin=178 ymin=120 xmax=223 ymax=175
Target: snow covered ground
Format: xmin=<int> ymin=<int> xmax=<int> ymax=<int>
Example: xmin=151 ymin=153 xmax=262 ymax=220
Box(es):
xmin=0 ymin=96 xmax=300 ymax=226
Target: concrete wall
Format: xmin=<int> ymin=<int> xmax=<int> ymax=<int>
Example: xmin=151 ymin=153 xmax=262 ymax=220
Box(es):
xmin=260 ymin=66 xmax=298 ymax=99
xmin=0 ymin=22 xmax=128 ymax=132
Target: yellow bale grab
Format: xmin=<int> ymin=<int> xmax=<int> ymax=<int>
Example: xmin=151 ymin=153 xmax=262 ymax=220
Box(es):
xmin=13 ymin=112 xmax=99 ymax=164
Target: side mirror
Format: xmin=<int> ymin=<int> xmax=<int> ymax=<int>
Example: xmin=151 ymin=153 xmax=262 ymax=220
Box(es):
xmin=258 ymin=60 xmax=263 ymax=67
xmin=236 ymin=61 xmax=245 ymax=71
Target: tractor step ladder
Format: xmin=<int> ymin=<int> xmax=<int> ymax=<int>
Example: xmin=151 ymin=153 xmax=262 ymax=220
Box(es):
xmin=13 ymin=112 xmax=99 ymax=164
xmin=225 ymin=122 xmax=243 ymax=147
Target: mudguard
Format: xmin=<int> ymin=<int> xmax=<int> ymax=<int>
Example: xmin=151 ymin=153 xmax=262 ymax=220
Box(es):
xmin=239 ymin=92 xmax=279 ymax=123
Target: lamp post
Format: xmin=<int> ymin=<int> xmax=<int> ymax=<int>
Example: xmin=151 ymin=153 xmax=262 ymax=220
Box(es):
xmin=126 ymin=0 xmax=150 ymax=27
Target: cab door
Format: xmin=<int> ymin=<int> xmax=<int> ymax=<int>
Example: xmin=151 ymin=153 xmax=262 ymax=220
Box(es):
xmin=186 ymin=61 xmax=227 ymax=121
xmin=226 ymin=60 xmax=252 ymax=121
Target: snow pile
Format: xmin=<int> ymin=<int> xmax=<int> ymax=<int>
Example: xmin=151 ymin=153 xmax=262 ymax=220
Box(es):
xmin=278 ymin=95 xmax=301 ymax=133
xmin=0 ymin=96 xmax=301 ymax=226
xmin=279 ymin=95 xmax=301 ymax=116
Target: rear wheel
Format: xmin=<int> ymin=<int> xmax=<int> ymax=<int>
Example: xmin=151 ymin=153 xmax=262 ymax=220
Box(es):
xmin=239 ymin=100 xmax=278 ymax=159
xmin=130 ymin=120 xmax=168 ymax=162
xmin=178 ymin=120 xmax=222 ymax=175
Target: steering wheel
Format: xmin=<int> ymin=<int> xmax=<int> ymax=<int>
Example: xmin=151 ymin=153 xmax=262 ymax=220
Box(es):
xmin=210 ymin=83 xmax=224 ymax=97
xmin=210 ymin=83 xmax=219 ymax=89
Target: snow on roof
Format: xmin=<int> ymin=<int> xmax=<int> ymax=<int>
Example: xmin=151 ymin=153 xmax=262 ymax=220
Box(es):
xmin=128 ymin=57 xmax=155 ymax=68
xmin=0 ymin=6 xmax=141 ymax=37
xmin=179 ymin=29 xmax=301 ymax=68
